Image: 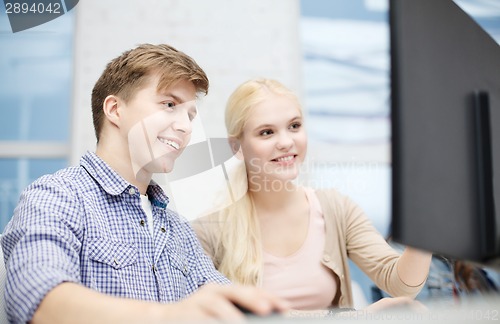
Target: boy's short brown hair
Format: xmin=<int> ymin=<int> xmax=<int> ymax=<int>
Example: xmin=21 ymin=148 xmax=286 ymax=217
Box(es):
xmin=91 ymin=43 xmax=209 ymax=142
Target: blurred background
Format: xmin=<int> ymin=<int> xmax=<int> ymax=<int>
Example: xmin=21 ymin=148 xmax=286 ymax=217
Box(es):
xmin=1 ymin=0 xmax=499 ymax=306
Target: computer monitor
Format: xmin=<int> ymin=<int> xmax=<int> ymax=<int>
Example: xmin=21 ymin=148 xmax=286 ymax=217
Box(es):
xmin=390 ymin=0 xmax=500 ymax=268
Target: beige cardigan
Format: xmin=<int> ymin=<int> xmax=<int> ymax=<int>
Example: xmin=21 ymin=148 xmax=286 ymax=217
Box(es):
xmin=192 ymin=189 xmax=425 ymax=308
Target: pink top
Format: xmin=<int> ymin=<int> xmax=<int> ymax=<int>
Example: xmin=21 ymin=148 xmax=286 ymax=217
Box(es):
xmin=262 ymin=187 xmax=338 ymax=310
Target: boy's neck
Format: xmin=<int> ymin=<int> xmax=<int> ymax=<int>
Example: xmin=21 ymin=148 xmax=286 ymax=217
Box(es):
xmin=95 ymin=144 xmax=151 ymax=195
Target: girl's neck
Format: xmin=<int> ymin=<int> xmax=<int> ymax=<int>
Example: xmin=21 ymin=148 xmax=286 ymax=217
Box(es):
xmin=248 ymin=178 xmax=302 ymax=212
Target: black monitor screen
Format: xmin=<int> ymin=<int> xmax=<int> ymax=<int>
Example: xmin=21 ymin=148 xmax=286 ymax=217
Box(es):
xmin=390 ymin=0 xmax=500 ymax=267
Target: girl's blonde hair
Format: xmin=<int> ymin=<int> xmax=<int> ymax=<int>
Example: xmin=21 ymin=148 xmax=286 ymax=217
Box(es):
xmin=213 ymin=78 xmax=302 ymax=285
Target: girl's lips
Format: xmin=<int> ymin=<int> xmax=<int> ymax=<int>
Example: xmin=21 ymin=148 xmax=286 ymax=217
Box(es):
xmin=271 ymin=154 xmax=297 ymax=165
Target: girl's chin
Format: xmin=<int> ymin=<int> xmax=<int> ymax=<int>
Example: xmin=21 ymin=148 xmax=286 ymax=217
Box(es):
xmin=268 ymin=171 xmax=299 ymax=182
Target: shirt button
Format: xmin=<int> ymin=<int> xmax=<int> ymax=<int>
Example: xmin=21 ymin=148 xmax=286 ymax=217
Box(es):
xmin=161 ymin=227 xmax=166 ymax=233
xmin=323 ymin=254 xmax=331 ymax=262
xmin=140 ymin=219 xmax=145 ymax=226
xmin=183 ymin=265 xmax=188 ymax=275
xmin=129 ymin=188 xmax=136 ymax=195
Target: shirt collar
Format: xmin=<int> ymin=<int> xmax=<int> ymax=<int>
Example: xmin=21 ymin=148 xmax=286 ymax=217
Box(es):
xmin=146 ymin=179 xmax=169 ymax=208
xmin=79 ymin=151 xmax=169 ymax=208
xmin=80 ymin=151 xmax=129 ymax=196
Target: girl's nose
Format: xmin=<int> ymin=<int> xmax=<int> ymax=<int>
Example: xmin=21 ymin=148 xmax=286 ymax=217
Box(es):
xmin=276 ymin=132 xmax=293 ymax=150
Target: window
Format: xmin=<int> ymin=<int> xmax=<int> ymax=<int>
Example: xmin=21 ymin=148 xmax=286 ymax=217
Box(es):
xmin=300 ymin=0 xmax=500 ymax=305
xmin=0 ymin=7 xmax=74 ymax=231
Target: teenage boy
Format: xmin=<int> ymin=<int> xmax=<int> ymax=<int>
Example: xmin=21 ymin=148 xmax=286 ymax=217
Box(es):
xmin=1 ymin=43 xmax=287 ymax=323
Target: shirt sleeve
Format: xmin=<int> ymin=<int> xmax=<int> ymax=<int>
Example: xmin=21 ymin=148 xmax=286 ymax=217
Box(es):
xmin=1 ymin=175 xmax=83 ymax=323
xmin=183 ymin=221 xmax=230 ymax=287
xmin=196 ymin=247 xmax=231 ymax=286
xmin=190 ymin=216 xmax=218 ymax=265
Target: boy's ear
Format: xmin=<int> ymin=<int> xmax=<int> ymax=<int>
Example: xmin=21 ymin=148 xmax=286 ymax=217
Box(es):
xmin=228 ymin=137 xmax=243 ymax=160
xmin=103 ymin=95 xmax=121 ymax=127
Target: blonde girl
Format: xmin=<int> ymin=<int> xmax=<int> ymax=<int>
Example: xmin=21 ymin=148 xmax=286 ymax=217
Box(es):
xmin=193 ymin=79 xmax=431 ymax=310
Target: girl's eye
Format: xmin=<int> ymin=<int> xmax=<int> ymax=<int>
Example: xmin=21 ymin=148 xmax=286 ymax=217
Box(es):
xmin=290 ymin=122 xmax=301 ymax=129
xmin=164 ymin=101 xmax=176 ymax=109
xmin=260 ymin=129 xmax=273 ymax=136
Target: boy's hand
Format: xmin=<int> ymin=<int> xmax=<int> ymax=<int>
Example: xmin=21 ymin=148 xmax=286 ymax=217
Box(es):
xmin=165 ymin=283 xmax=289 ymax=321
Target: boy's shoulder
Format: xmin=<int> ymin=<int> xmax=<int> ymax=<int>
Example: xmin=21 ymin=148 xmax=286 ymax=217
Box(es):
xmin=24 ymin=164 xmax=99 ymax=200
xmin=31 ymin=164 xmax=88 ymax=188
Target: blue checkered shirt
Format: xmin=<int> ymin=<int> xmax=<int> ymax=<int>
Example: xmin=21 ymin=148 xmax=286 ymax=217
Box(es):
xmin=1 ymin=151 xmax=229 ymax=323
